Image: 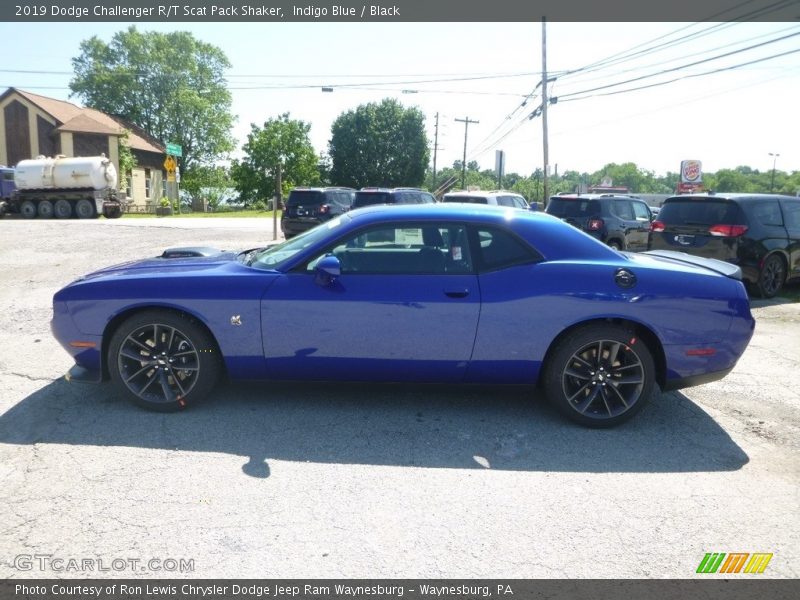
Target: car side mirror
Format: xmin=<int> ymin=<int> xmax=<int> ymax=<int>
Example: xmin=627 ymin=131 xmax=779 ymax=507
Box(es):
xmin=314 ymin=255 xmax=341 ymax=286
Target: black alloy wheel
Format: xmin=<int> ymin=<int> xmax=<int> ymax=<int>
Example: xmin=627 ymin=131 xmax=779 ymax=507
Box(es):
xmin=108 ymin=311 xmax=221 ymax=411
xmin=543 ymin=324 xmax=655 ymax=427
xmin=756 ymin=254 xmax=785 ymax=299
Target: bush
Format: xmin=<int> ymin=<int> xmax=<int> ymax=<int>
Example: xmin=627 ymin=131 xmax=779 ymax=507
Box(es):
xmin=252 ymin=200 xmax=267 ymax=211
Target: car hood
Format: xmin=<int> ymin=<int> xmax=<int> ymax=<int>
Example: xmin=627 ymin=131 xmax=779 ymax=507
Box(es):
xmin=75 ymin=248 xmax=241 ymax=282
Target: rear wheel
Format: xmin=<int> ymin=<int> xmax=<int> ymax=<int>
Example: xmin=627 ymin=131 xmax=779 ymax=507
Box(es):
xmin=20 ymin=200 xmax=37 ymax=218
xmin=37 ymin=200 xmax=54 ymax=219
xmin=108 ymin=310 xmax=221 ymax=411
xmin=54 ymin=199 xmax=73 ymax=219
xmin=607 ymin=240 xmax=623 ymax=251
xmin=543 ymin=324 xmax=655 ymax=427
xmin=756 ymin=254 xmax=785 ymax=298
xmin=75 ymin=199 xmax=96 ymax=219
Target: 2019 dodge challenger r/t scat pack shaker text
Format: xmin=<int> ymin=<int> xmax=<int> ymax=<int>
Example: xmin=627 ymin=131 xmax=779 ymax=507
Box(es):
xmin=51 ymin=204 xmax=755 ymax=427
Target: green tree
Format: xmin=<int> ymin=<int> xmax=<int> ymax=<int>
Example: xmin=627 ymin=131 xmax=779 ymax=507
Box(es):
xmin=231 ymin=114 xmax=321 ymax=207
xmin=329 ymin=98 xmax=429 ymax=188
xmin=70 ymin=26 xmax=235 ymax=171
xmin=181 ymin=165 xmax=232 ymax=211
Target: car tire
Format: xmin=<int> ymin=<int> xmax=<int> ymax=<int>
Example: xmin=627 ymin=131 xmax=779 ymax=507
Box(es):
xmin=20 ymin=200 xmax=37 ymax=218
xmin=37 ymin=200 xmax=54 ymax=218
xmin=75 ymin=199 xmax=96 ymax=219
xmin=756 ymin=254 xmax=785 ymax=299
xmin=54 ymin=199 xmax=73 ymax=219
xmin=607 ymin=240 xmax=623 ymax=251
xmin=108 ymin=310 xmax=221 ymax=412
xmin=543 ymin=324 xmax=655 ymax=427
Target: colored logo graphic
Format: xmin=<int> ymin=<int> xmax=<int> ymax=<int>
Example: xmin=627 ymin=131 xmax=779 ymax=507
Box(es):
xmin=680 ymin=159 xmax=703 ymax=183
xmin=696 ymin=552 xmax=773 ymax=574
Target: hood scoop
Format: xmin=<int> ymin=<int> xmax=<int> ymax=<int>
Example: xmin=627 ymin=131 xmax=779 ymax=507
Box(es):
xmin=161 ymin=246 xmax=225 ymax=259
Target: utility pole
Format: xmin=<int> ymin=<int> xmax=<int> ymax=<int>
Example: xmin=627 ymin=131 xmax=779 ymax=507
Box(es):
xmin=433 ymin=112 xmax=440 ymax=190
xmin=274 ymin=161 xmax=282 ymax=241
xmin=455 ymin=116 xmax=479 ymax=190
xmin=769 ymin=152 xmax=780 ymax=193
xmin=541 ymin=17 xmax=550 ymax=206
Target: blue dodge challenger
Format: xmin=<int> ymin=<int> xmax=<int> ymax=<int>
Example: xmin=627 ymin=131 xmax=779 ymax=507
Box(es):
xmin=51 ymin=204 xmax=755 ymax=427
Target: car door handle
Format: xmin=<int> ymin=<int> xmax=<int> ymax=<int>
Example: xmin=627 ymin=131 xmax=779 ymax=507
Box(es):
xmin=444 ymin=289 xmax=470 ymax=298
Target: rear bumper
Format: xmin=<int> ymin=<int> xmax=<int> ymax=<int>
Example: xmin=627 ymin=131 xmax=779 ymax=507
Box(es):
xmin=281 ymin=217 xmax=322 ymax=235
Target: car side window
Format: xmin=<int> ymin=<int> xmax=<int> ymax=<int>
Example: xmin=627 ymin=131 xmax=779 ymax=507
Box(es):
xmin=779 ymin=201 xmax=800 ymax=230
xmin=306 ymin=223 xmax=473 ymax=274
xmin=612 ymin=200 xmax=635 ymax=220
xmin=751 ymin=201 xmax=783 ymax=227
xmin=496 ymin=196 xmax=514 ymax=207
xmin=473 ymin=227 xmax=542 ymax=272
xmin=632 ymin=201 xmax=651 ymax=221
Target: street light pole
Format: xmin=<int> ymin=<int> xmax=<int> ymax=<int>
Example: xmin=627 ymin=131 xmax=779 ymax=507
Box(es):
xmin=769 ymin=152 xmax=780 ymax=193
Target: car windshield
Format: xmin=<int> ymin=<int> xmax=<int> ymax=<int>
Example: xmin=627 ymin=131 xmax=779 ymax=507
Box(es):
xmin=658 ymin=199 xmax=742 ymax=225
xmin=354 ymin=192 xmax=392 ymax=207
xmin=248 ymin=216 xmax=348 ymax=268
xmin=286 ymin=190 xmax=324 ymax=206
xmin=546 ymin=198 xmax=600 ymax=218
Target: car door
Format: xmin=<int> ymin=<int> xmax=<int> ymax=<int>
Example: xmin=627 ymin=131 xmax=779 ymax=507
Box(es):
xmin=260 ymin=221 xmax=481 ymax=382
xmin=629 ymin=200 xmax=653 ymax=251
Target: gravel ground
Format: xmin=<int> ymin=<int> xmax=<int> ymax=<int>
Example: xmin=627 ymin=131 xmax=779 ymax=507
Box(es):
xmin=0 ymin=216 xmax=798 ymax=579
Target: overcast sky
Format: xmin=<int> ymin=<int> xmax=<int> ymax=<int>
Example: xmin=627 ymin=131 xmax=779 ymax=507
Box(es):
xmin=1 ymin=21 xmax=798 ymax=178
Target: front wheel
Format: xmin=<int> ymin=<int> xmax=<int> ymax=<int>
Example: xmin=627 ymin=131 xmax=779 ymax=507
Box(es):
xmin=543 ymin=324 xmax=655 ymax=427
xmin=108 ymin=310 xmax=221 ymax=411
xmin=20 ymin=200 xmax=37 ymax=218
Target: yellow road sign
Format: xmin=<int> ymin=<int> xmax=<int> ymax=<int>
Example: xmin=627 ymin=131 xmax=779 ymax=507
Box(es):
xmin=163 ymin=156 xmax=176 ymax=172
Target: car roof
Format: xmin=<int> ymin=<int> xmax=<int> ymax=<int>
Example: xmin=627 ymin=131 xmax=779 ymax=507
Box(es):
xmin=445 ymin=190 xmax=523 ymax=197
xmin=665 ymin=193 xmax=798 ymax=202
xmin=550 ymin=194 xmax=643 ymax=200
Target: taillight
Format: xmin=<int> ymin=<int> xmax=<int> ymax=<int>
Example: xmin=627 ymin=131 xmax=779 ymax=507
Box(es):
xmin=587 ymin=218 xmax=604 ymax=231
xmin=708 ymin=224 xmax=748 ymax=237
xmin=650 ymin=220 xmax=665 ymax=232
xmin=319 ymin=204 xmax=330 ymax=215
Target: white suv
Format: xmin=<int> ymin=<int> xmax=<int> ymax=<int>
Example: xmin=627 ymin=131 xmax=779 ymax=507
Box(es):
xmin=442 ymin=190 xmax=534 ymax=210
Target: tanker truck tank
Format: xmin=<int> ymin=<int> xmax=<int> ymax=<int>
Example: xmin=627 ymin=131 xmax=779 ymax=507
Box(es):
xmin=14 ymin=155 xmax=118 ymax=191
xmin=8 ymin=155 xmax=124 ymax=220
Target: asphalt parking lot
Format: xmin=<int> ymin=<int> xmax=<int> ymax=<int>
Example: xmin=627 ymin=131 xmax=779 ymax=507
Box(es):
xmin=0 ymin=216 xmax=798 ymax=579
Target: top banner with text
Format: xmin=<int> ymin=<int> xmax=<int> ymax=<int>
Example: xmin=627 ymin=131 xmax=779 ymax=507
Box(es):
xmin=4 ymin=0 xmax=800 ymax=22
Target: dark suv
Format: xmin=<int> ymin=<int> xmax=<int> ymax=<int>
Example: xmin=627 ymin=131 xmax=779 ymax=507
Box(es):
xmin=352 ymin=187 xmax=436 ymax=209
xmin=545 ymin=194 xmax=653 ymax=251
xmin=649 ymin=193 xmax=800 ymax=297
xmin=281 ymin=187 xmax=355 ymax=238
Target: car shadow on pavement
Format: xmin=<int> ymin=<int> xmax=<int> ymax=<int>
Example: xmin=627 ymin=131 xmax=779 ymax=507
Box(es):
xmin=0 ymin=378 xmax=748 ymax=478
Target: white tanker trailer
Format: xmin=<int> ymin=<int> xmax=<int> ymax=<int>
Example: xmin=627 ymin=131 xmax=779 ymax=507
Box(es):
xmin=6 ymin=155 xmax=125 ymax=219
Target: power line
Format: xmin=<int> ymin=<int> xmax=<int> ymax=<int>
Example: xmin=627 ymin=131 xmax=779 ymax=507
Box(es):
xmin=560 ymin=46 xmax=800 ymax=102
xmin=557 ymin=30 xmax=800 ymax=101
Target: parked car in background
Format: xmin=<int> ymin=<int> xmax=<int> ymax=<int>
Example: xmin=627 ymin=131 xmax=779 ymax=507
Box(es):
xmin=52 ymin=204 xmax=754 ymax=428
xmin=442 ymin=190 xmax=534 ymax=210
xmin=352 ymin=187 xmax=436 ymax=209
xmin=281 ymin=187 xmax=355 ymax=239
xmin=545 ymin=194 xmax=653 ymax=251
xmin=649 ymin=193 xmax=800 ymax=298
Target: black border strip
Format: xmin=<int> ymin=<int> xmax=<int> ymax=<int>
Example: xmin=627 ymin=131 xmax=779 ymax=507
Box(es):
xmin=3 ymin=0 xmax=800 ymax=22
